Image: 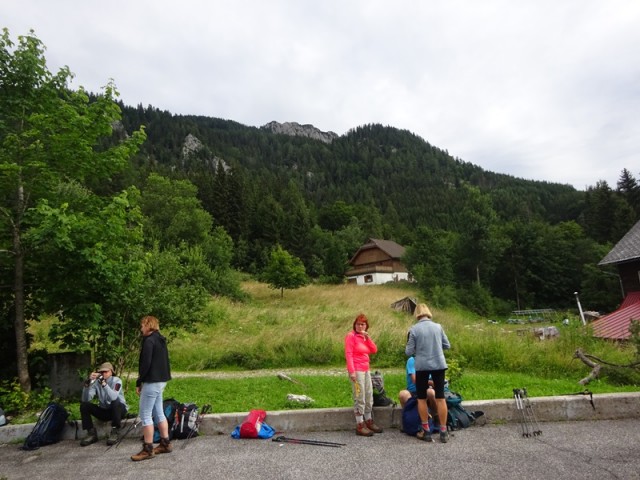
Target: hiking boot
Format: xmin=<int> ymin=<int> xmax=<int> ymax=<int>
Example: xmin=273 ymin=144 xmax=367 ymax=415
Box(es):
xmin=356 ymin=422 xmax=374 ymax=437
xmin=365 ymin=419 xmax=383 ymax=433
xmin=131 ymin=442 xmax=155 ymax=461
xmin=153 ymin=437 xmax=173 ymax=454
xmin=80 ymin=428 xmax=98 ymax=447
xmin=416 ymin=428 xmax=433 ymax=442
xmin=439 ymin=430 xmax=449 ymax=443
xmin=106 ymin=427 xmax=119 ymax=446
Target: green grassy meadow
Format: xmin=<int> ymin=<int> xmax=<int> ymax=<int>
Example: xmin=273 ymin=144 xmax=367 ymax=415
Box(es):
xmin=17 ymin=279 xmax=639 ymax=423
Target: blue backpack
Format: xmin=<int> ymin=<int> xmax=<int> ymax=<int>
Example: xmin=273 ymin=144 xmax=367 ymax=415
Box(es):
xmin=153 ymin=398 xmax=180 ymax=443
xmin=21 ymin=402 xmax=69 ymax=450
xmin=401 ymin=396 xmax=437 ymax=436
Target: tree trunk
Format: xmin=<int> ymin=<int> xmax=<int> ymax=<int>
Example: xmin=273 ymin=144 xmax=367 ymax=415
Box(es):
xmin=574 ymin=348 xmax=601 ymax=386
xmin=13 ymin=183 xmax=31 ymax=393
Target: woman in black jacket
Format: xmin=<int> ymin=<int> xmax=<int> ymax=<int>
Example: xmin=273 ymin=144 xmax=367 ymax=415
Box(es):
xmin=131 ymin=315 xmax=172 ymax=461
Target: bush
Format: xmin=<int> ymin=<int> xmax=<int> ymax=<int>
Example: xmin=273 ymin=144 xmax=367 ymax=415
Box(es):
xmin=0 ymin=379 xmax=29 ymax=414
xmin=460 ymin=283 xmax=495 ymax=316
xmin=602 ymin=366 xmax=640 ymax=386
xmin=445 ymin=356 xmax=465 ymax=384
xmin=0 ymin=379 xmax=53 ymax=415
xmin=428 ymin=285 xmax=459 ymax=309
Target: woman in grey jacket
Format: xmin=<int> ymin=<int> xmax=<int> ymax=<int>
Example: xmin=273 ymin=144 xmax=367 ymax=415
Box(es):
xmin=405 ymin=303 xmax=451 ymax=443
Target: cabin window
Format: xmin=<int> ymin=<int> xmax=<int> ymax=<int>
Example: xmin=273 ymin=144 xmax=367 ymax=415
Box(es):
xmin=364 ymin=275 xmax=373 ymax=283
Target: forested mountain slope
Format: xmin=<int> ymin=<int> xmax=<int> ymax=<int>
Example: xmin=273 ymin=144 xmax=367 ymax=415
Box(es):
xmin=118 ymin=103 xmax=639 ymax=312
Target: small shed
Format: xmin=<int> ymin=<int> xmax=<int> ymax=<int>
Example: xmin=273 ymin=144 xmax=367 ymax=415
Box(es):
xmin=390 ymin=296 xmax=417 ymax=315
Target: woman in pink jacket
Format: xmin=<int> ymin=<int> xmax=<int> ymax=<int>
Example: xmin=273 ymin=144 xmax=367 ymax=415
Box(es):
xmin=345 ymin=313 xmax=383 ymax=436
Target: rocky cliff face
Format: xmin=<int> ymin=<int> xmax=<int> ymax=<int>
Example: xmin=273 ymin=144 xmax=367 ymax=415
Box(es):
xmin=182 ymin=133 xmax=204 ymax=158
xmin=262 ymin=121 xmax=338 ymax=144
xmin=182 ymin=133 xmax=229 ymax=171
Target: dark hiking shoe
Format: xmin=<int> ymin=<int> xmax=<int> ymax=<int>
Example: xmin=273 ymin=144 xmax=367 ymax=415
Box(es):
xmin=80 ymin=428 xmax=99 ymax=447
xmin=439 ymin=430 xmax=449 ymax=443
xmin=106 ymin=427 xmax=119 ymax=446
xmin=416 ymin=428 xmax=433 ymax=442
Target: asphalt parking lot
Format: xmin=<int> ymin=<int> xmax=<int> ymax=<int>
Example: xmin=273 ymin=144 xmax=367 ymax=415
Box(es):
xmin=2 ymin=418 xmax=640 ymax=480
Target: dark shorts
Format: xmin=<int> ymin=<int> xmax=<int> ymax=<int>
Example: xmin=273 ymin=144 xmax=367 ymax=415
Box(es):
xmin=415 ymin=369 xmax=446 ymax=399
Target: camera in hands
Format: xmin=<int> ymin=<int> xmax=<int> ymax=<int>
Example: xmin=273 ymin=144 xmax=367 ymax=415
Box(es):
xmin=85 ymin=373 xmax=106 ymax=387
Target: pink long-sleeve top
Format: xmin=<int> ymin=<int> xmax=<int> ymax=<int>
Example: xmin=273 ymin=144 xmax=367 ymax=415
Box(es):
xmin=344 ymin=331 xmax=378 ymax=373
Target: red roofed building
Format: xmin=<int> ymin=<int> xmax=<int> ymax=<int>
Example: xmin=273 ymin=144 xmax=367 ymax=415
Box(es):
xmin=592 ymin=219 xmax=640 ymax=340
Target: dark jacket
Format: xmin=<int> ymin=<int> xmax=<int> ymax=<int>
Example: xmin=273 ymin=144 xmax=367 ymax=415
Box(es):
xmin=136 ymin=330 xmax=171 ymax=387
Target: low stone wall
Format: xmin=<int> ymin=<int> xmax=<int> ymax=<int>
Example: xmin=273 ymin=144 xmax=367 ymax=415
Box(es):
xmin=2 ymin=392 xmax=639 ymax=445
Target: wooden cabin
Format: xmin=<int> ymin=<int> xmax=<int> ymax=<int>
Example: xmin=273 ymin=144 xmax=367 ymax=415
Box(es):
xmin=345 ymin=238 xmax=410 ymax=285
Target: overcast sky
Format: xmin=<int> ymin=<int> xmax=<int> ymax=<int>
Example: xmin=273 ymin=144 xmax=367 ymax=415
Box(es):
xmin=3 ymin=1 xmax=639 ymax=190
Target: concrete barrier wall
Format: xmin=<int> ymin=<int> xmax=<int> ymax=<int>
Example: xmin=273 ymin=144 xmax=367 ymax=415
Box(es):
xmin=2 ymin=392 xmax=639 ymax=445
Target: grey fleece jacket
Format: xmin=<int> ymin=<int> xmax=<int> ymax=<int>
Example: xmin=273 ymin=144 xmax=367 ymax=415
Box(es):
xmin=405 ymin=318 xmax=450 ymax=371
xmin=81 ymin=375 xmax=128 ymax=411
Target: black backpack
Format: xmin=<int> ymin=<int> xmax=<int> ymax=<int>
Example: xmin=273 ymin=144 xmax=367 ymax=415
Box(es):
xmin=172 ymin=403 xmax=199 ymax=440
xmin=153 ymin=398 xmax=180 ymax=442
xmin=21 ymin=402 xmax=69 ymax=450
xmin=371 ymin=371 xmax=396 ymax=407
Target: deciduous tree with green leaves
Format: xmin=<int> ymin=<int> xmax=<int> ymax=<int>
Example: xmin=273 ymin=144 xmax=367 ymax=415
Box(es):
xmin=261 ymin=245 xmax=308 ymax=298
xmin=25 ymin=189 xmax=148 ymax=372
xmin=139 ymin=172 xmax=243 ymax=299
xmin=0 ymin=29 xmax=145 ymax=392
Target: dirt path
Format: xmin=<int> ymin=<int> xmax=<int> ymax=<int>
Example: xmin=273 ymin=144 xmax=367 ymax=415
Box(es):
xmin=170 ymin=367 xmax=403 ymax=379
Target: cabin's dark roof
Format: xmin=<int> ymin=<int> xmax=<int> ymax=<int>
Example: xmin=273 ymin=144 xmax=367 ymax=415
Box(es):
xmin=599 ymin=219 xmax=640 ymax=265
xmin=368 ymin=238 xmax=405 ymax=259
xmin=348 ymin=238 xmax=405 ymax=264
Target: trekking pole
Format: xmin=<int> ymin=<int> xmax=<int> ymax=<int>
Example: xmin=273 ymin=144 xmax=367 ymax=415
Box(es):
xmin=182 ymin=404 xmax=212 ymax=449
xmin=519 ymin=388 xmax=538 ymax=437
xmin=521 ymin=389 xmax=542 ymax=436
xmin=106 ymin=416 xmax=141 ymax=451
xmin=272 ymin=435 xmax=346 ymax=448
xmin=513 ymin=389 xmax=531 ymax=437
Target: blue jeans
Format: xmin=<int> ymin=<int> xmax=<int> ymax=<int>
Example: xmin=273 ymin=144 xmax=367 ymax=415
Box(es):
xmin=139 ymin=382 xmax=167 ymax=427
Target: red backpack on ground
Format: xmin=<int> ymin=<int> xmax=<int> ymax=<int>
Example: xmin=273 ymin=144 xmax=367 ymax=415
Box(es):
xmin=239 ymin=409 xmax=267 ymax=438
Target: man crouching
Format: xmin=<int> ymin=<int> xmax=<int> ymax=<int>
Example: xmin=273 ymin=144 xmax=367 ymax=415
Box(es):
xmin=80 ymin=362 xmax=128 ymax=446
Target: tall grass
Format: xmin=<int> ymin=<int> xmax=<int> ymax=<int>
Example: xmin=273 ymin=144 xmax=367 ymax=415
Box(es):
xmin=169 ymin=280 xmax=637 ymax=387
xmin=170 ymin=281 xmax=420 ymax=370
xmin=28 ymin=280 xmax=638 ymax=385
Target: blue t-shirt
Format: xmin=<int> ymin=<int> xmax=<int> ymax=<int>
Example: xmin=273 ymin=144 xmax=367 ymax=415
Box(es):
xmin=406 ymin=357 xmax=416 ymax=393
